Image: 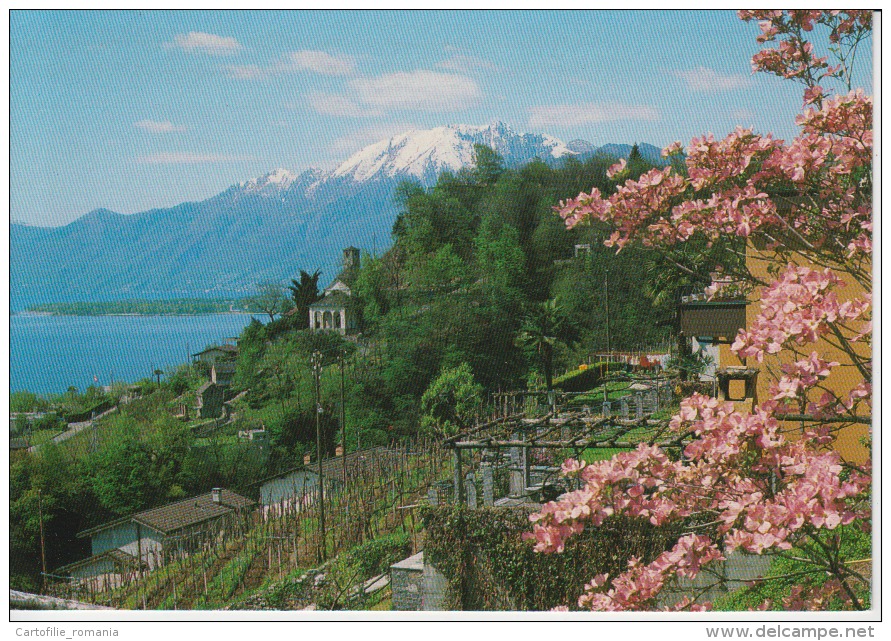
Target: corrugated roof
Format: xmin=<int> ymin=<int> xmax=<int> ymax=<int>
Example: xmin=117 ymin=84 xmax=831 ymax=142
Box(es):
xmin=76 ymin=515 xmax=132 ymax=539
xmin=56 ymin=548 xmax=142 ymax=575
xmin=131 ymin=489 xmax=255 ymax=536
xmin=253 ymin=447 xmax=397 ymax=487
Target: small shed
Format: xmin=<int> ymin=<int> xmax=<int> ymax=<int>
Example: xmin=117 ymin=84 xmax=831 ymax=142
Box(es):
xmin=390 ymin=552 xmax=448 ymax=611
xmin=255 ymin=447 xmax=396 ymax=512
xmin=63 ymin=488 xmax=255 ymax=580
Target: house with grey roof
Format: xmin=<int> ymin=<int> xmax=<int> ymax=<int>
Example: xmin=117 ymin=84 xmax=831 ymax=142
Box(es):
xmin=58 ymin=488 xmax=255 ymax=581
xmin=192 ymin=343 xmax=238 ymax=365
xmin=255 ymin=447 xmax=396 ymax=514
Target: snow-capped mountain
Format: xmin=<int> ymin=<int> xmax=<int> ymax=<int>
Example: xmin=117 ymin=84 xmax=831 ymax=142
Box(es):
xmin=331 ymin=122 xmax=573 ymax=185
xmin=11 ymin=122 xmax=664 ymax=303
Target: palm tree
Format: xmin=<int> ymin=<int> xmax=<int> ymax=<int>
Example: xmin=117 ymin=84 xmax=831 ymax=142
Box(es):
xmin=516 ymin=298 xmax=574 ymax=391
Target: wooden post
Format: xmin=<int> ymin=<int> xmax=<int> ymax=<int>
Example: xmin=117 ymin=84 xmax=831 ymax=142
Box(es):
xmin=37 ymin=489 xmax=47 ymax=593
xmin=341 ymin=352 xmax=347 ymax=485
xmin=454 ymin=448 xmax=464 ymax=504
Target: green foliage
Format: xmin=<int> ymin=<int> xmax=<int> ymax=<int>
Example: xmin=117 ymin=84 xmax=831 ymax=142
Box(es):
xmin=10 ymin=390 xmax=51 ymax=413
xmin=712 ymin=523 xmax=871 ymax=611
xmin=516 ymin=299 xmax=577 ymax=391
xmin=287 ymin=270 xmax=322 ymax=326
xmin=553 ymin=362 xmax=630 ymax=392
xmin=665 ymin=346 xmax=715 ymax=380
xmin=420 ymin=363 xmax=483 ymax=436
xmin=317 ymin=531 xmax=412 ymax=609
xmin=472 ymin=144 xmax=505 ymax=186
xmin=84 ymin=413 xmax=192 ymax=515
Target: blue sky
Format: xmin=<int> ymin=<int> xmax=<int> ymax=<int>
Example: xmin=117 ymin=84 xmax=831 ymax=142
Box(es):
xmin=11 ymin=10 xmax=874 ymax=227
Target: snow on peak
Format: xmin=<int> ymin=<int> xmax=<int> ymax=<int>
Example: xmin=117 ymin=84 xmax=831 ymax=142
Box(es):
xmin=235 ymin=167 xmax=326 ymax=197
xmin=332 ymin=122 xmax=575 ymax=184
xmin=239 ymin=168 xmax=299 ymax=192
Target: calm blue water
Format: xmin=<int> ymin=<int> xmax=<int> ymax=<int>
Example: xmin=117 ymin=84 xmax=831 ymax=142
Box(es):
xmin=10 ymin=313 xmax=259 ymax=395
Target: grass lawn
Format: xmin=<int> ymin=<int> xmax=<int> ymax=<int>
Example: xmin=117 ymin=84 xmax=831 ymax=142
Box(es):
xmin=26 ymin=428 xmax=63 ymax=446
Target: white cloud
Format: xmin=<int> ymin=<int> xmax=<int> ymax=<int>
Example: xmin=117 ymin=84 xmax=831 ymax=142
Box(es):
xmin=225 ymin=64 xmax=266 ymax=80
xmin=352 ymin=71 xmax=481 ymax=112
xmin=282 ymin=50 xmax=355 ymax=76
xmin=307 ymin=92 xmax=380 ymax=118
xmin=675 ymin=67 xmax=752 ymax=92
xmin=436 ymin=54 xmax=496 ymax=73
xmin=226 ymin=51 xmax=355 ymax=80
xmin=528 ymin=103 xmax=660 ymax=128
xmin=167 ymin=32 xmax=243 ymax=56
xmin=136 ymin=152 xmax=244 ymax=164
xmin=134 ymin=120 xmax=186 ymax=133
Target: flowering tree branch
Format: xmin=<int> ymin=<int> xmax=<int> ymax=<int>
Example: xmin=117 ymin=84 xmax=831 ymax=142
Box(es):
xmin=531 ymin=10 xmax=872 ymax=612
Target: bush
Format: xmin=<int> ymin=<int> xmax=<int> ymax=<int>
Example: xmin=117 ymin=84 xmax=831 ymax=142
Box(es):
xmin=317 ymin=531 xmax=413 ymax=609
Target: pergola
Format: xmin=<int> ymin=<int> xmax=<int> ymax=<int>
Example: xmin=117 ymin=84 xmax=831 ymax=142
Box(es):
xmin=442 ymin=391 xmax=682 ymax=506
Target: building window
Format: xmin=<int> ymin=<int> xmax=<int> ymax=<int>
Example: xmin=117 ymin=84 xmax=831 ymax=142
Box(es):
xmin=334 ymin=311 xmax=341 ymax=329
xmin=323 ymin=311 xmax=332 ymax=329
xmin=314 ymin=312 xmax=321 ymax=329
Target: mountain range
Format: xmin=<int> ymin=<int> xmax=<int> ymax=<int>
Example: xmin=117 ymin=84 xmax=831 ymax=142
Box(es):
xmin=10 ymin=122 xmax=664 ymax=305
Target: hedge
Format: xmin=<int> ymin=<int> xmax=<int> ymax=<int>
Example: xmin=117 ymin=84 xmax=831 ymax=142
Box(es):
xmin=421 ymin=505 xmax=705 ymax=611
xmin=553 ymin=362 xmax=630 ymax=393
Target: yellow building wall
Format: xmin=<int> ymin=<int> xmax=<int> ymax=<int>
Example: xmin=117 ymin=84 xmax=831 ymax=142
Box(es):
xmin=745 ymin=245 xmax=871 ymax=464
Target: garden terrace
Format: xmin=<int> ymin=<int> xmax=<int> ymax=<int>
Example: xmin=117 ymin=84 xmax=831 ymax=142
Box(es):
xmin=443 ymin=383 xmax=681 ymax=508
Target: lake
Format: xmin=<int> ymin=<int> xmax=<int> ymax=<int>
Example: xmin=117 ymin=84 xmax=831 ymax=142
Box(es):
xmin=9 ymin=313 xmax=261 ymax=395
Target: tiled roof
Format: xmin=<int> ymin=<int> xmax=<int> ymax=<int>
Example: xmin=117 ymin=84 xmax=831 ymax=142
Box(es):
xmin=131 ymin=489 xmax=255 ymax=536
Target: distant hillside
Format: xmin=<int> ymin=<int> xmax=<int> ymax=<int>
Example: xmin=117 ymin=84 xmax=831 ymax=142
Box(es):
xmin=11 ymin=122 xmax=666 ymax=304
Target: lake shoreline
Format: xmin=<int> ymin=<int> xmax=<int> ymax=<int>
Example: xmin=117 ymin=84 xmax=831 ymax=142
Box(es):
xmin=15 ymin=311 xmax=257 ymax=318
xmin=10 ymin=313 xmax=260 ymax=395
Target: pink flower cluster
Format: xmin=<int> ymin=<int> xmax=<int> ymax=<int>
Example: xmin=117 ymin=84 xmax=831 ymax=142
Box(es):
xmin=731 ymin=265 xmax=870 ymax=361
xmin=528 ymin=391 xmax=871 ymax=610
xmin=576 ymin=535 xmax=723 ymax=611
xmin=770 ymin=352 xmax=839 ymax=401
xmin=739 ymin=11 xmax=871 ymax=90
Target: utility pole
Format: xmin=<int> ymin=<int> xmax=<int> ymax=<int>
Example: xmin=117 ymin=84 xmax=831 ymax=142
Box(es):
xmin=311 ymin=351 xmax=326 ymax=561
xmin=340 ymin=350 xmax=347 ymax=485
xmin=37 ymin=489 xmax=47 ymax=593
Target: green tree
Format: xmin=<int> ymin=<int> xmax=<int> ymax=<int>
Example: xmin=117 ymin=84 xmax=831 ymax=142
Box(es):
xmin=473 ymin=144 xmax=505 ymax=186
xmin=516 ymin=299 xmax=576 ymax=391
xmin=474 ymin=218 xmax=526 ymax=293
xmin=287 ymin=270 xmax=322 ymax=325
xmin=420 ymin=363 xmax=483 ymax=436
xmin=249 ymin=281 xmax=290 ymax=321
